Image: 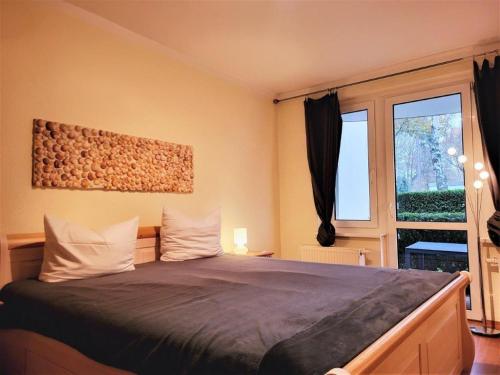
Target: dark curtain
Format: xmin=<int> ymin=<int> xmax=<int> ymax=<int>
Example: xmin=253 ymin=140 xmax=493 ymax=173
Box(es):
xmin=473 ymin=57 xmax=500 ymax=246
xmin=304 ymin=93 xmax=343 ymax=246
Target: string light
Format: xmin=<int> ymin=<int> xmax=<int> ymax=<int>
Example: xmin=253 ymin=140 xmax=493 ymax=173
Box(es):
xmin=449 ymin=152 xmax=489 ymax=190
xmin=479 ymin=170 xmax=490 ymax=180
xmin=473 ymin=180 xmax=483 ymax=189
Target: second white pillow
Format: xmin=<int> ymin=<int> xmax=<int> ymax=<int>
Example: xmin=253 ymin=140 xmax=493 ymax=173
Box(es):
xmin=160 ymin=208 xmax=223 ymax=261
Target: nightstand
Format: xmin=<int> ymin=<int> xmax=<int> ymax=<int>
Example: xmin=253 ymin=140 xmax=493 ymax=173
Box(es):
xmin=245 ymin=251 xmax=274 ymax=258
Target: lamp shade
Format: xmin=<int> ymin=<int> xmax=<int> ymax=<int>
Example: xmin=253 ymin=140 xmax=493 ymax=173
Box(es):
xmin=234 ymin=228 xmax=247 ymax=247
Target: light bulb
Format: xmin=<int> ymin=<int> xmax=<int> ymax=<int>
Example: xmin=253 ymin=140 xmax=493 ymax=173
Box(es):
xmin=473 ymin=180 xmax=483 ymax=189
xmin=447 ymin=147 xmax=457 ymax=156
xmin=458 ymin=155 xmax=468 ymax=164
xmin=474 ymin=162 xmax=484 ymax=171
xmin=479 ymin=170 xmax=490 ymax=180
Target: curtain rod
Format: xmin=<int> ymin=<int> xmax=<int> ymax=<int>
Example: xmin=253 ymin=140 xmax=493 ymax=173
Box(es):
xmin=272 ymin=49 xmax=499 ymax=104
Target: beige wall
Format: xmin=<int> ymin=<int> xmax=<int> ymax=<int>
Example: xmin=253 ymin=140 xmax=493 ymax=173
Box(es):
xmin=0 ymin=1 xmax=279 ymax=254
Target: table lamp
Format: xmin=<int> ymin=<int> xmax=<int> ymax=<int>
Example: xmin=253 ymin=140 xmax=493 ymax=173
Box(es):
xmin=233 ymin=228 xmax=248 ymax=254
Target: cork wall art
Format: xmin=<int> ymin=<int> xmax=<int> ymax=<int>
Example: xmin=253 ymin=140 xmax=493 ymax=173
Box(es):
xmin=32 ymin=119 xmax=194 ymax=193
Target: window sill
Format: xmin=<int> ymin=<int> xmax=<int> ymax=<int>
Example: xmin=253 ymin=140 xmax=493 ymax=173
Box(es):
xmin=336 ymin=232 xmax=387 ymax=239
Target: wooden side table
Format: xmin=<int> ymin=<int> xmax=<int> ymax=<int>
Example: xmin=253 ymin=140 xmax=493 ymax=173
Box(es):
xmin=245 ymin=251 xmax=274 ymax=258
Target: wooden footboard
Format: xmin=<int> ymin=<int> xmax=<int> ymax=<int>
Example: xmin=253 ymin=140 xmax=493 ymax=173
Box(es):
xmin=328 ymin=271 xmax=474 ymax=375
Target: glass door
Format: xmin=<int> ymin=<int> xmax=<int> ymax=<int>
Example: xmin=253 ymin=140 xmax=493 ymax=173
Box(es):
xmin=385 ymin=84 xmax=481 ymax=319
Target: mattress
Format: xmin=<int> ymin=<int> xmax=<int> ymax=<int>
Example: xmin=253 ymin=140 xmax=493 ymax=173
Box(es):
xmin=0 ymin=255 xmax=457 ymax=375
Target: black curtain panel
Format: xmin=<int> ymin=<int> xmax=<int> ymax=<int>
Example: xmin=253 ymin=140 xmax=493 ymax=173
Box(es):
xmin=304 ymin=93 xmax=343 ymax=246
xmin=473 ymin=57 xmax=500 ymax=246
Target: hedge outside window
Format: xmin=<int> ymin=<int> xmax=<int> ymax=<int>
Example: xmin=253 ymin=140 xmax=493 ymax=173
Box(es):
xmin=397 ymin=189 xmax=466 ymax=222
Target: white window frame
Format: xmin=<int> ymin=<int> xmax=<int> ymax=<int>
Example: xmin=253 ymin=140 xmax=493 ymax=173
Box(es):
xmin=384 ymin=83 xmax=481 ymax=320
xmin=333 ymin=101 xmax=378 ymax=228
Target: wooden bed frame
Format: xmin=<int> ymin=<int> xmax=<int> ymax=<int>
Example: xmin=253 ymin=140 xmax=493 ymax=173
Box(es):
xmin=0 ymin=229 xmax=475 ymax=375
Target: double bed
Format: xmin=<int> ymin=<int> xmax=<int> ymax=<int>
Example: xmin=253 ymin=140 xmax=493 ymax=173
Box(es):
xmin=0 ymin=228 xmax=474 ymax=374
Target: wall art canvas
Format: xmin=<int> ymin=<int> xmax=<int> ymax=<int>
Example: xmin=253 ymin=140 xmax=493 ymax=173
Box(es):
xmin=32 ymin=119 xmax=193 ymax=193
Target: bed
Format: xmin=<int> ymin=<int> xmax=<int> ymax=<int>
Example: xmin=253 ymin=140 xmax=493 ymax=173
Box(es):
xmin=0 ymin=228 xmax=474 ymax=375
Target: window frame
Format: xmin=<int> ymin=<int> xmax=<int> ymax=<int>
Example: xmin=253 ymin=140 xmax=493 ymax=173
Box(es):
xmin=333 ymin=101 xmax=378 ymax=228
xmin=383 ymin=83 xmax=481 ymax=321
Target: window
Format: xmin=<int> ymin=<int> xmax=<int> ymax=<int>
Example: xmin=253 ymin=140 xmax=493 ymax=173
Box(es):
xmin=334 ymin=103 xmax=376 ymax=226
xmin=387 ymin=87 xmax=475 ymax=313
xmin=393 ymin=94 xmax=465 ymax=223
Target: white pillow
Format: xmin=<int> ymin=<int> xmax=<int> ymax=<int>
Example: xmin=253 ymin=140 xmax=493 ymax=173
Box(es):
xmin=160 ymin=208 xmax=223 ymax=261
xmin=39 ymin=215 xmax=139 ymax=283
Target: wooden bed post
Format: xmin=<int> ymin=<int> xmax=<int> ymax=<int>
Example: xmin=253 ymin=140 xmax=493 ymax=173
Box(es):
xmin=459 ymin=271 xmax=475 ymax=372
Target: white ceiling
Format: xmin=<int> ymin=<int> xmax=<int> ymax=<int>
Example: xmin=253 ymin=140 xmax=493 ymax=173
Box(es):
xmin=68 ymin=0 xmax=500 ymax=96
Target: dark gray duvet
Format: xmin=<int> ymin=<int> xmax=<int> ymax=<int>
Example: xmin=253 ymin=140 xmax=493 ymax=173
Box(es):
xmin=0 ymin=255 xmax=457 ymax=375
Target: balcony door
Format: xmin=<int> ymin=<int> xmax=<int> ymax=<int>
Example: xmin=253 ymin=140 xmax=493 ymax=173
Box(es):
xmin=385 ymin=84 xmax=481 ymax=319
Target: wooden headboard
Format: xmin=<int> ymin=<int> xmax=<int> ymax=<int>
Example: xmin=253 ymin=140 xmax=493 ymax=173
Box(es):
xmin=0 ymin=227 xmax=162 ymax=289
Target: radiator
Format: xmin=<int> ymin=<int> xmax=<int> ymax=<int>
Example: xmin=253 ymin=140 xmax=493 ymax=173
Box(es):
xmin=299 ymin=245 xmax=367 ymax=266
